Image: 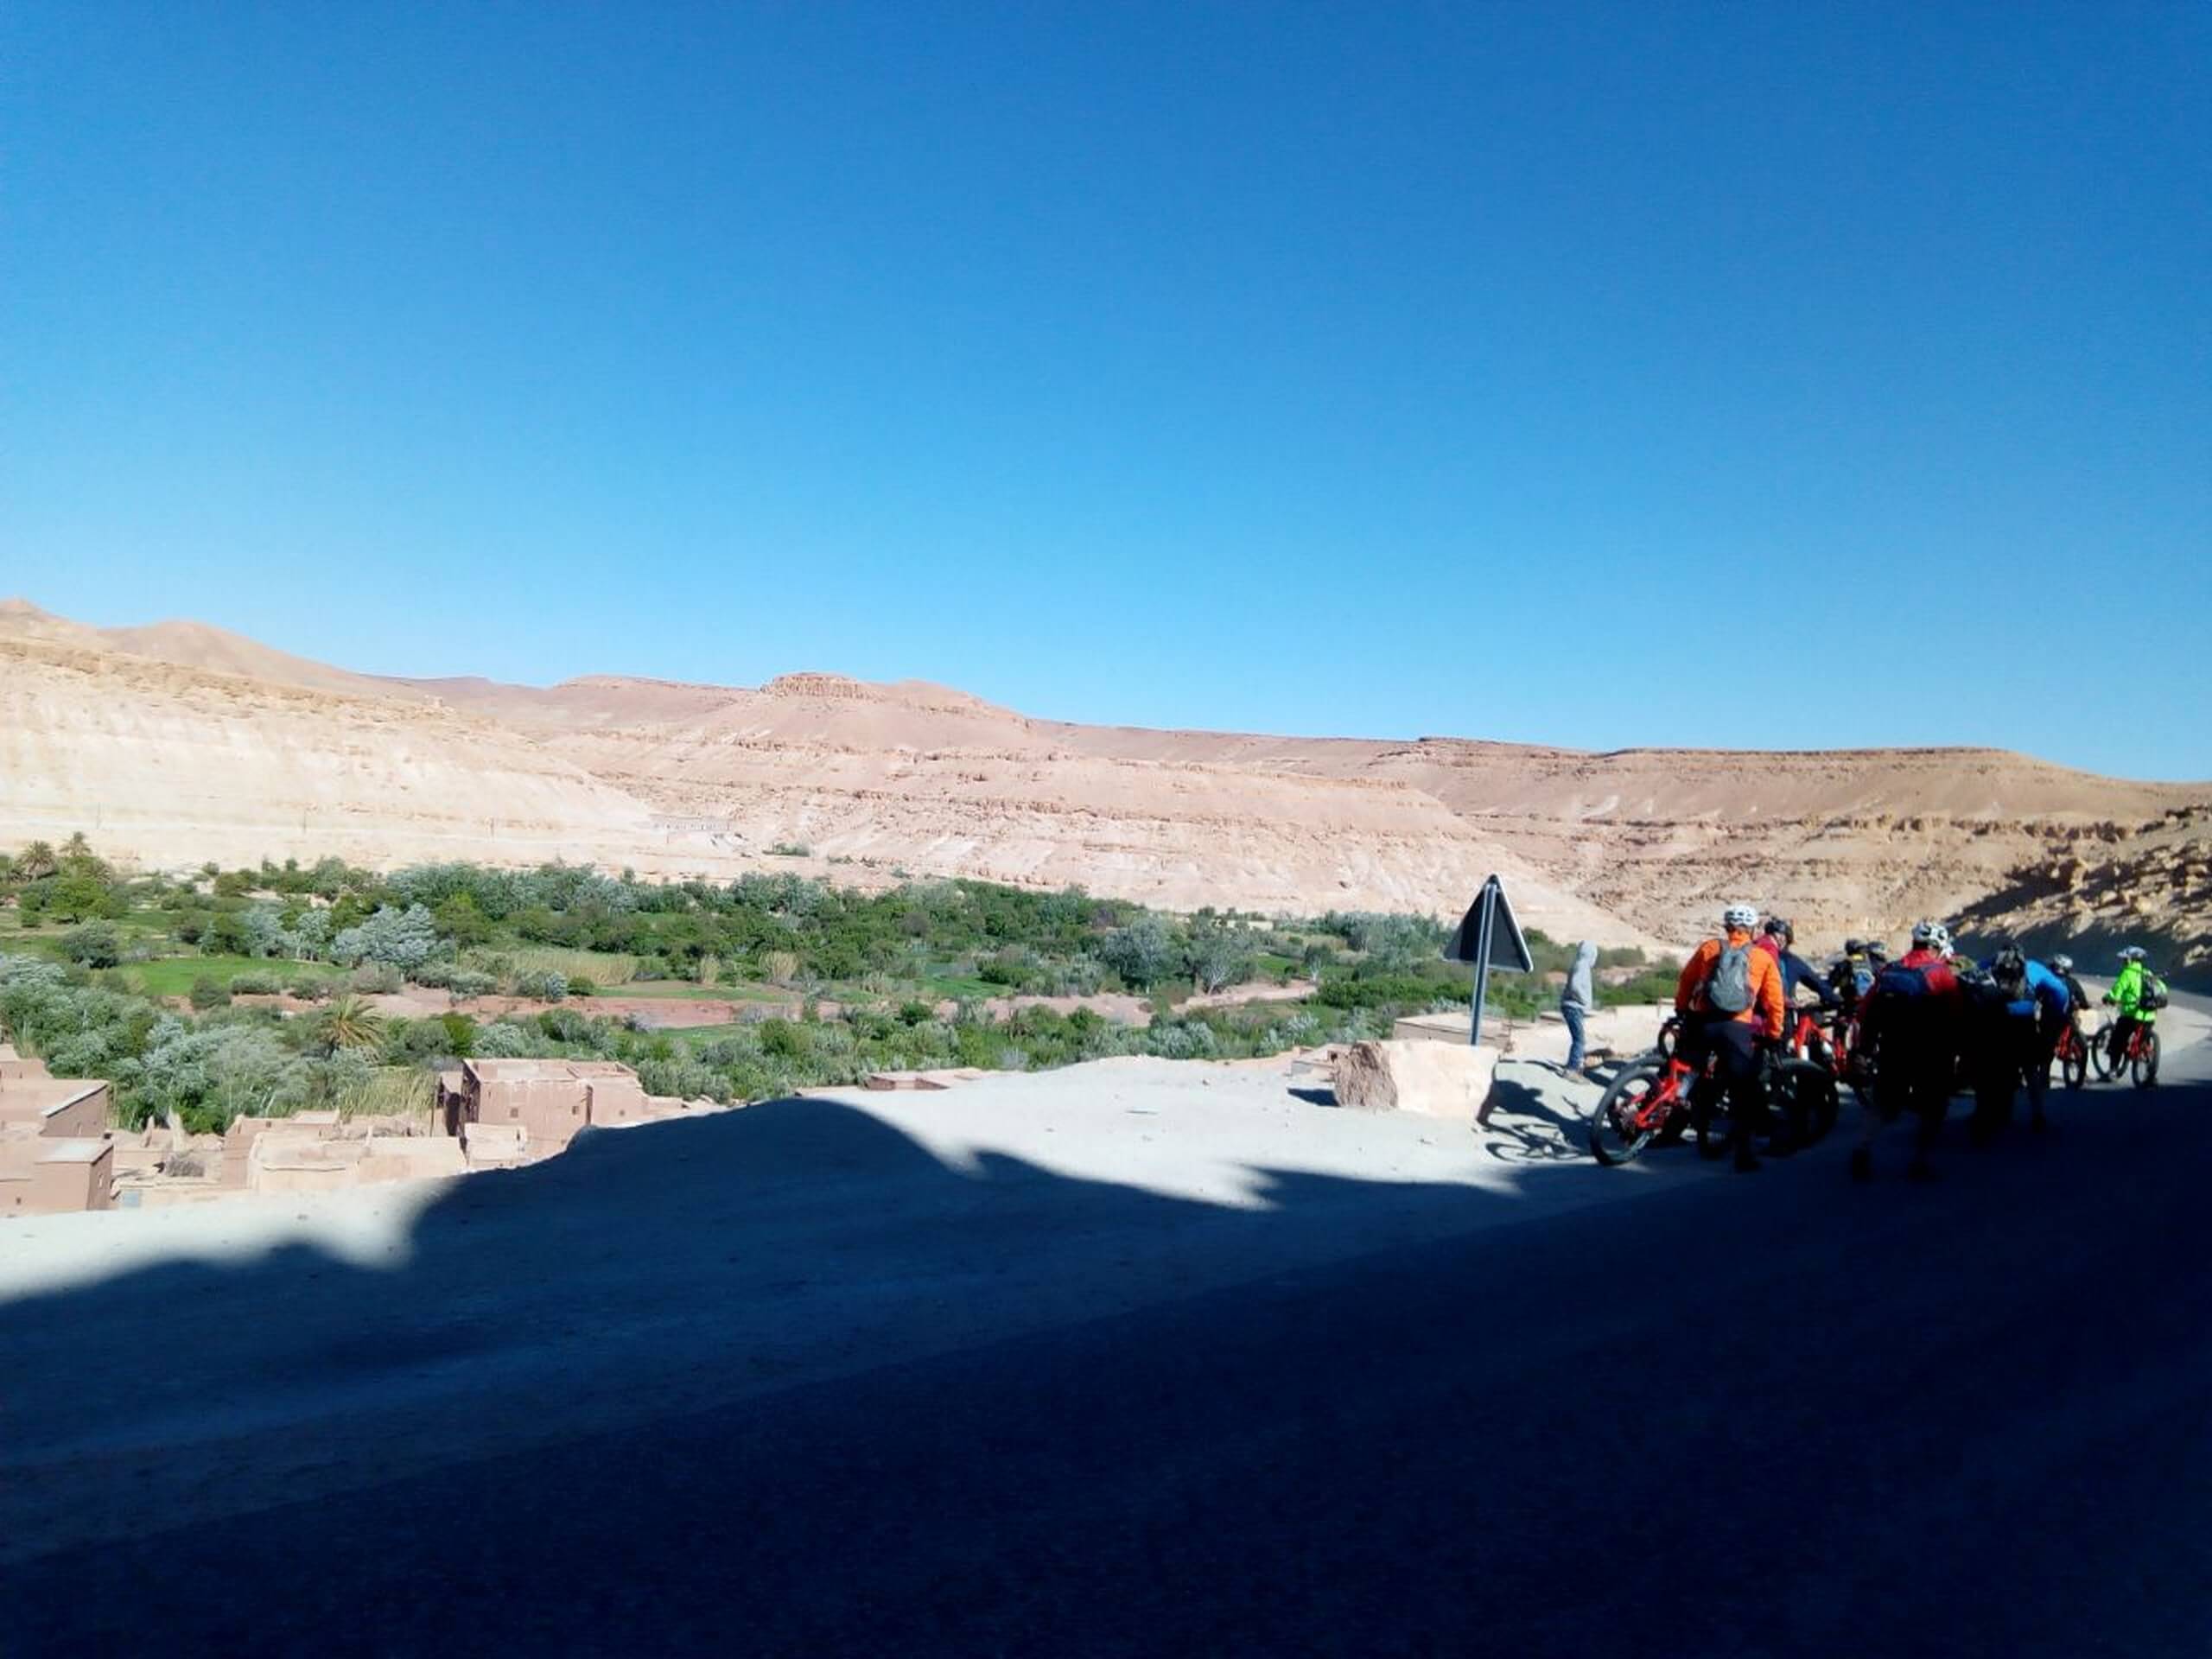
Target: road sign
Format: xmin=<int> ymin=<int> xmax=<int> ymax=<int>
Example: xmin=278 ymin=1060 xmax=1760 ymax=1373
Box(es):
xmin=1442 ymin=875 xmax=1533 ymax=1046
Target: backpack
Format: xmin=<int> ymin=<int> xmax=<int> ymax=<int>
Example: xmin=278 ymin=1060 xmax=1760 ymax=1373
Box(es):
xmin=1703 ymin=942 xmax=1754 ymax=1014
xmin=2139 ymin=973 xmax=2170 ymax=1012
xmin=1989 ymin=949 xmax=2031 ymax=1008
xmin=1871 ymin=962 xmax=1937 ymax=1003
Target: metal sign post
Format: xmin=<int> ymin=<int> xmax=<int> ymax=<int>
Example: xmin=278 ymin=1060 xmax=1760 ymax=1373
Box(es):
xmin=1444 ymin=874 xmax=1534 ymax=1049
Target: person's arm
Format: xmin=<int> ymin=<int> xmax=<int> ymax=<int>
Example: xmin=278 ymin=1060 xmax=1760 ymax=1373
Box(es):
xmin=1675 ymin=942 xmax=1713 ymax=1014
xmin=1755 ymin=953 xmax=1787 ymax=1040
xmin=1789 ymin=951 xmax=1837 ymax=1007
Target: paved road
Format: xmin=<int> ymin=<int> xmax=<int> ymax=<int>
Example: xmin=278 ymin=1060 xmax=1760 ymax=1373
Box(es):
xmin=13 ymin=1050 xmax=2211 ymax=1656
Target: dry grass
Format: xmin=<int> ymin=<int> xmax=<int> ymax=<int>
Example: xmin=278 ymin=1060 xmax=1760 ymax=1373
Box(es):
xmin=497 ymin=947 xmax=640 ymax=987
xmin=334 ymin=1068 xmax=437 ymax=1122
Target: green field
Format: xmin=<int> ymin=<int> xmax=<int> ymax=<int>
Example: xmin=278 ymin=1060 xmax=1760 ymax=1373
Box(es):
xmin=126 ymin=956 xmax=344 ymax=996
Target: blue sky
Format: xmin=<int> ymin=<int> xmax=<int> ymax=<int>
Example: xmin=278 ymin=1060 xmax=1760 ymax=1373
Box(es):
xmin=5 ymin=3 xmax=2206 ymax=779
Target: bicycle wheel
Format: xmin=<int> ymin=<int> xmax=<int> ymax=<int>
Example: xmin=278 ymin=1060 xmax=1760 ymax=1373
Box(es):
xmin=2060 ymin=1033 xmax=2088 ymax=1090
xmin=2132 ymin=1030 xmax=2160 ymax=1089
xmin=1771 ymin=1058 xmax=1840 ymax=1148
xmin=2088 ymin=1023 xmax=2116 ymax=1082
xmin=1590 ymin=1060 xmax=1668 ymax=1166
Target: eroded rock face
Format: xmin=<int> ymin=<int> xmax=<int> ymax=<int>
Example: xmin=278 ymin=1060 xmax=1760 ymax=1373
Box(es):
xmin=3 ymin=601 xmax=2205 ymax=963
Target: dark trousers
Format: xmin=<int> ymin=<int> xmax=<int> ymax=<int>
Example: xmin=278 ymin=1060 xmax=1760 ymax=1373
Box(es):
xmin=1683 ymin=1017 xmax=1764 ymax=1154
xmin=2107 ymin=1015 xmax=2147 ymax=1070
xmin=1971 ymin=1014 xmax=2050 ymax=1138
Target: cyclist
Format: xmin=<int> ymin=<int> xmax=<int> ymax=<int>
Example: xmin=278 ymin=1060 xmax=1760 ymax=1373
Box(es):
xmin=1758 ymin=917 xmax=1838 ymax=1052
xmin=1968 ymin=945 xmax=2069 ymax=1138
xmin=1674 ymin=903 xmax=1787 ymax=1173
xmin=2103 ymin=946 xmax=2163 ymax=1079
xmin=2050 ymin=953 xmax=2089 ymax=1022
xmin=1851 ymin=920 xmax=1963 ymax=1183
xmin=1827 ymin=939 xmax=1876 ymax=1015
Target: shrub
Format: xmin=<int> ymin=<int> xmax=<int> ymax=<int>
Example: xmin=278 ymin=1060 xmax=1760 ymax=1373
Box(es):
xmin=474 ymin=1020 xmax=535 ymax=1058
xmin=226 ymin=972 xmax=281 ymax=995
xmin=60 ymin=922 xmax=123 ymax=969
xmin=512 ymin=969 xmax=569 ymax=1002
xmin=188 ymin=977 xmax=232 ymax=1011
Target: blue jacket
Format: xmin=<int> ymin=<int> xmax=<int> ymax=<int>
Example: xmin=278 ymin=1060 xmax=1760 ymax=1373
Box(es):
xmin=1984 ymin=957 xmax=2070 ymax=1020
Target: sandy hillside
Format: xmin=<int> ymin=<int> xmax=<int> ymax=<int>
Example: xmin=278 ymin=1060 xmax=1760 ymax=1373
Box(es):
xmin=3 ymin=598 xmax=2206 ymax=957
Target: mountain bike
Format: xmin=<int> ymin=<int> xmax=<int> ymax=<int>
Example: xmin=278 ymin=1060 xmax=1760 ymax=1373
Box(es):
xmin=2107 ymin=1022 xmax=2161 ymax=1088
xmin=1785 ymin=1005 xmax=1851 ymax=1077
xmin=2088 ymin=1018 xmax=2160 ymax=1086
xmin=2050 ymin=1019 xmax=2090 ymax=1090
xmin=1589 ymin=1019 xmax=1838 ymax=1165
xmin=1588 ymin=1018 xmax=1700 ymax=1165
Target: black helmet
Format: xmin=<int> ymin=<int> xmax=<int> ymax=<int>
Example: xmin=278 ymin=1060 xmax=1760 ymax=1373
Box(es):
xmin=1764 ymin=917 xmax=1794 ymax=943
xmin=1842 ymin=938 xmax=1866 ymax=955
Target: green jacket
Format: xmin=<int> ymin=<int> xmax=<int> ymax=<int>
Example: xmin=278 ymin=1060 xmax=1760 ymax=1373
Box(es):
xmin=2113 ymin=960 xmax=2160 ymax=1022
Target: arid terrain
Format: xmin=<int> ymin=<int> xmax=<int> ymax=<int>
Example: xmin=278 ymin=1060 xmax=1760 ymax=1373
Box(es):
xmin=3 ymin=598 xmax=2205 ymax=961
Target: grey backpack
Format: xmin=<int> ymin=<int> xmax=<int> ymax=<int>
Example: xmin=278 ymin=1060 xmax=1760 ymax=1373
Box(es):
xmin=1705 ymin=943 xmax=1754 ymax=1015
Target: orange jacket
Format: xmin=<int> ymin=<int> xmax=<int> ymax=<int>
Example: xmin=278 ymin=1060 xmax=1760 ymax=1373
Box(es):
xmin=1675 ymin=930 xmax=1788 ymax=1039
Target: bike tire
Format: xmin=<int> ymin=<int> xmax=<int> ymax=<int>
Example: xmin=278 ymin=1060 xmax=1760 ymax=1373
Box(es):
xmin=1773 ymin=1058 xmax=1840 ymax=1147
xmin=1589 ymin=1059 xmax=1667 ymax=1166
xmin=2060 ymin=1038 xmax=2087 ymax=1091
xmin=2088 ymin=1023 xmax=2117 ymax=1082
xmin=2132 ymin=1030 xmax=2160 ymax=1089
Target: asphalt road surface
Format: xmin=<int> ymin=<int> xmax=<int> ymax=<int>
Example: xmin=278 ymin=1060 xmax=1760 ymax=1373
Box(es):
xmin=11 ymin=1036 xmax=2210 ymax=1656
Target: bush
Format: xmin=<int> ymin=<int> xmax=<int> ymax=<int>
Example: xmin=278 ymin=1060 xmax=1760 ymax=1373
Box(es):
xmin=347 ymin=963 xmax=404 ymax=995
xmin=331 ymin=904 xmax=442 ymax=974
xmin=512 ymin=969 xmax=569 ymax=1001
xmin=226 ymin=972 xmax=281 ymax=995
xmin=60 ymin=922 xmax=123 ymax=969
xmin=474 ymin=1020 xmax=534 ymax=1058
xmin=188 ymin=977 xmax=232 ymax=1011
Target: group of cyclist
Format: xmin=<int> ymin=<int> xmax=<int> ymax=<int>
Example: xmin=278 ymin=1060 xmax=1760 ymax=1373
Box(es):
xmin=1670 ymin=901 xmax=2169 ymax=1183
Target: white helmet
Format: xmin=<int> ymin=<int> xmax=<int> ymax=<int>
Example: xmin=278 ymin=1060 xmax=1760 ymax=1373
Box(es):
xmin=2050 ymin=954 xmax=2074 ymax=973
xmin=2120 ymin=945 xmax=2147 ymax=963
xmin=1723 ymin=903 xmax=1758 ymax=931
xmin=1911 ymin=919 xmax=1953 ymax=953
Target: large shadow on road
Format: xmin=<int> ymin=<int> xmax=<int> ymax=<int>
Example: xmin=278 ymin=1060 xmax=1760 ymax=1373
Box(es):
xmin=6 ymin=1064 xmax=2210 ymax=1656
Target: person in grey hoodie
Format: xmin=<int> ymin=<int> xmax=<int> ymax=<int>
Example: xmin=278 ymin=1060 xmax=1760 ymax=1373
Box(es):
xmin=1561 ymin=941 xmax=1599 ymax=1071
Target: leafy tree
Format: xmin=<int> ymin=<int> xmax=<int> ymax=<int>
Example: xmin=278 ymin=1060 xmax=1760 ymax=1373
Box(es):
xmin=1187 ymin=926 xmax=1253 ymax=995
xmin=1096 ymin=916 xmax=1179 ymax=989
xmin=47 ymin=873 xmax=117 ymax=924
xmin=331 ymin=905 xmax=442 ymax=974
xmin=16 ymin=841 xmax=59 ymax=882
xmin=433 ymin=892 xmax=492 ymax=948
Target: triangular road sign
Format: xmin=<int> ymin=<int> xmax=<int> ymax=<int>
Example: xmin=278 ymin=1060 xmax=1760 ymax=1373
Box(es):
xmin=1444 ymin=874 xmax=1534 ymax=973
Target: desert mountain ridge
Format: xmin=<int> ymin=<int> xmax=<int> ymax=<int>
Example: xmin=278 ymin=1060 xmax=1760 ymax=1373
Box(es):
xmin=3 ymin=598 xmax=2206 ymax=970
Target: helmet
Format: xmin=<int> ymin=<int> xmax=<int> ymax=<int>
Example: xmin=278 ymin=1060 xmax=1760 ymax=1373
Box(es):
xmin=1764 ymin=917 xmax=1794 ymax=943
xmin=2120 ymin=945 xmax=2148 ymax=963
xmin=1866 ymin=942 xmax=1891 ymax=965
xmin=1723 ymin=903 xmax=1758 ymax=931
xmin=1843 ymin=938 xmax=1866 ymax=956
xmin=2050 ymin=953 xmax=2074 ymax=973
xmin=1911 ymin=920 xmax=1953 ymax=953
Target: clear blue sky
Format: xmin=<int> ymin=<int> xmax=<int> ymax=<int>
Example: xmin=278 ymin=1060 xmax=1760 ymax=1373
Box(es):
xmin=5 ymin=3 xmax=2206 ymax=779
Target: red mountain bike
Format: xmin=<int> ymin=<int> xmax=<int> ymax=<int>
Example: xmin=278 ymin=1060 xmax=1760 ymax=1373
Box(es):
xmin=2088 ymin=1020 xmax=2161 ymax=1088
xmin=1590 ymin=1017 xmax=1840 ymax=1166
xmin=2050 ymin=1020 xmax=2091 ymax=1090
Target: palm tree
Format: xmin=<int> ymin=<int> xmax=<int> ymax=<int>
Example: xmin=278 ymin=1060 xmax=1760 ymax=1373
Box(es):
xmin=59 ymin=830 xmax=108 ymax=880
xmin=314 ymin=995 xmax=385 ymax=1057
xmin=16 ymin=840 xmax=57 ymax=882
